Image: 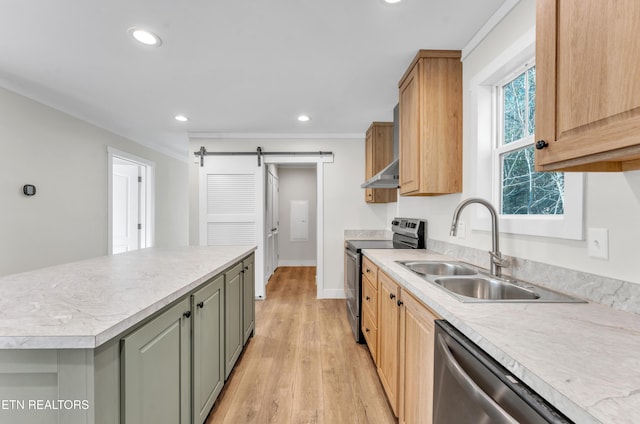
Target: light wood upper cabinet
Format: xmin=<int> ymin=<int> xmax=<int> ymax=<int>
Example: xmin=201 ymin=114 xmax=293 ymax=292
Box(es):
xmin=535 ymin=0 xmax=640 ymax=172
xmin=398 ymin=50 xmax=462 ymax=195
xmin=365 ymin=122 xmax=397 ymax=203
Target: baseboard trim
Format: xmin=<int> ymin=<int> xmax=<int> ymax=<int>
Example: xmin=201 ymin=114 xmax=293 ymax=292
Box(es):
xmin=320 ymin=289 xmax=345 ymax=299
xmin=278 ymin=260 xmax=317 ymax=267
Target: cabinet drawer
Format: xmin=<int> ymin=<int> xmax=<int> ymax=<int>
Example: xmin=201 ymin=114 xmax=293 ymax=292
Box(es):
xmin=361 ymin=306 xmax=378 ymax=363
xmin=362 ymin=256 xmax=378 ymax=284
xmin=362 ymin=276 xmax=378 ymax=320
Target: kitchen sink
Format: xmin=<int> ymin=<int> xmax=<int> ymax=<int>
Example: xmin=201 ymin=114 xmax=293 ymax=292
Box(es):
xmin=396 ymin=260 xmax=585 ymax=303
xmin=433 ymin=277 xmax=539 ymax=301
xmin=400 ymin=261 xmax=476 ymax=276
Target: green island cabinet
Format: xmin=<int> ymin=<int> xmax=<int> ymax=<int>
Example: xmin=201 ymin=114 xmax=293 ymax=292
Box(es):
xmin=121 ymin=253 xmax=255 ymax=424
xmin=0 ymin=252 xmax=255 ymax=424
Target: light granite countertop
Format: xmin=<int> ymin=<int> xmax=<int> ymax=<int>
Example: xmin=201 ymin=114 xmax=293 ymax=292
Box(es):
xmin=363 ymin=248 xmax=640 ymax=424
xmin=0 ymin=246 xmax=256 ymax=350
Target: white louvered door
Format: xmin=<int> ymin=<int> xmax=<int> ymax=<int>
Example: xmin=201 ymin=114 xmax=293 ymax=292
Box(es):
xmin=199 ymin=156 xmax=265 ymax=298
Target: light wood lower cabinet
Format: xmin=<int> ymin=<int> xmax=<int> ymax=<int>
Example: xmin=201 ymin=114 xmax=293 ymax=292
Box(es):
xmin=362 ymin=256 xmax=379 ymax=363
xmin=192 ymin=275 xmax=225 ymax=424
xmin=121 ymin=297 xmax=192 ymax=424
xmin=363 ymin=257 xmax=440 ymax=423
xmin=377 ymin=270 xmax=401 ymax=416
xmin=399 ymin=290 xmax=438 ymax=424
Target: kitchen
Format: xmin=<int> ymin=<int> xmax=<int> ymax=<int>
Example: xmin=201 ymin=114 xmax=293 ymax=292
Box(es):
xmin=1 ymin=0 xmax=640 ymax=423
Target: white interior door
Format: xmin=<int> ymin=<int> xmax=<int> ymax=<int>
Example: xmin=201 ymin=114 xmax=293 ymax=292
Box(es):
xmin=112 ymin=158 xmax=141 ymax=254
xmin=199 ymin=156 xmax=265 ymax=299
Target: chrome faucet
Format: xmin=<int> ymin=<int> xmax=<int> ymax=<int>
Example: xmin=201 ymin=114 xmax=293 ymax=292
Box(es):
xmin=449 ymin=198 xmax=509 ymax=277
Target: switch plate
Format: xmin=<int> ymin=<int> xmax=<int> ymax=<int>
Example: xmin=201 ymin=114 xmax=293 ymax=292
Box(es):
xmin=587 ymin=228 xmax=609 ymax=260
xmin=456 ymin=220 xmax=466 ymax=239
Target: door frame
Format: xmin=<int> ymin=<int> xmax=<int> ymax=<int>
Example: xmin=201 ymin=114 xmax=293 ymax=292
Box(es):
xmin=107 ymin=147 xmax=155 ymax=255
xmin=263 ymin=155 xmax=331 ymax=299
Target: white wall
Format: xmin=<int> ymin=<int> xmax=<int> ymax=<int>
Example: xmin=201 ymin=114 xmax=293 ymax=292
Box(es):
xmin=189 ymin=137 xmax=390 ymax=297
xmin=0 ymin=86 xmax=189 ymax=276
xmin=395 ymin=0 xmax=640 ymax=286
xmin=278 ymin=166 xmax=317 ymax=266
xmin=278 ymin=167 xmax=317 ymax=266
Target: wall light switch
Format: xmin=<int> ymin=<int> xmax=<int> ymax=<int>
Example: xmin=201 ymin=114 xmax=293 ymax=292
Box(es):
xmin=587 ymin=228 xmax=609 ymax=260
xmin=456 ymin=220 xmax=466 ymax=239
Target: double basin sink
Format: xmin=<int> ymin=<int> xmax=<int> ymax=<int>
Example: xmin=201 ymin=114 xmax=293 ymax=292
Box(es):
xmin=397 ymin=261 xmax=584 ymax=303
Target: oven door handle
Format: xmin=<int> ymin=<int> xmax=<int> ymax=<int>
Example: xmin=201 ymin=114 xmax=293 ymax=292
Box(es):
xmin=345 ymin=249 xmax=358 ymax=262
xmin=437 ymin=334 xmax=520 ymax=424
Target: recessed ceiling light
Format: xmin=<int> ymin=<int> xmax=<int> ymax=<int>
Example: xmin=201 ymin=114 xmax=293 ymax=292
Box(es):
xmin=384 ymin=0 xmax=402 ymax=4
xmin=298 ymin=115 xmax=311 ymax=122
xmin=175 ymin=115 xmax=189 ymax=122
xmin=129 ymin=28 xmax=162 ymax=46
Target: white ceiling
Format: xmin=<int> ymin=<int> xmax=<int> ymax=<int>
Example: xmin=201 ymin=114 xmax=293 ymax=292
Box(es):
xmin=0 ymin=0 xmax=506 ymax=160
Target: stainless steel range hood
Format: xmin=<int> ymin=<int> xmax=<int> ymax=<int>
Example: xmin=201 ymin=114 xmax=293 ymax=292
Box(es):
xmin=360 ymin=159 xmax=399 ymax=188
xmin=361 ymin=104 xmax=400 ymax=189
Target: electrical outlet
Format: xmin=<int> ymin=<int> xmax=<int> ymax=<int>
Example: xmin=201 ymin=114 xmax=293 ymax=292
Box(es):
xmin=456 ymin=220 xmax=466 ymax=239
xmin=587 ymin=228 xmax=609 ymax=260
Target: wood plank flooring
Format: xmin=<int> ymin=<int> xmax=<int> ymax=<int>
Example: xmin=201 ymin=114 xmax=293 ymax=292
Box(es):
xmin=206 ymin=266 xmax=397 ymax=424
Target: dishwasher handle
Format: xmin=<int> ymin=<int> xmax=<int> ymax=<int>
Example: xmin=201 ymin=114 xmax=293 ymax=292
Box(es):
xmin=437 ymin=334 xmax=520 ymax=424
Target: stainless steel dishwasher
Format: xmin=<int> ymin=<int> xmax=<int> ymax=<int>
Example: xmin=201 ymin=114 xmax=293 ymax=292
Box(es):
xmin=433 ymin=320 xmax=574 ymax=424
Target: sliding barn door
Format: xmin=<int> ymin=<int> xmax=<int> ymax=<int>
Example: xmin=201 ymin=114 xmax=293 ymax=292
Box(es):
xmin=199 ymin=156 xmax=265 ymax=299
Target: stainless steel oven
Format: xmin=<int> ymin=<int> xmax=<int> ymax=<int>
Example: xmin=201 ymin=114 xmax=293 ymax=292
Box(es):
xmin=433 ymin=320 xmax=573 ymax=424
xmin=344 ymin=218 xmax=426 ymax=343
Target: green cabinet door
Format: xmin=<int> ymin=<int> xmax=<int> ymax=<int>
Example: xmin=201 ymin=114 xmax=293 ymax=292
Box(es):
xmin=224 ymin=262 xmax=243 ymax=379
xmin=242 ymin=254 xmax=255 ymax=344
xmin=121 ymin=297 xmax=191 ymax=424
xmin=192 ymin=275 xmax=225 ymax=424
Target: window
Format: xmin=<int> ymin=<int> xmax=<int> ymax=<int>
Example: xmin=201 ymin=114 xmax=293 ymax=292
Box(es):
xmin=469 ymin=31 xmax=583 ymax=240
xmin=496 ymin=65 xmax=565 ymax=216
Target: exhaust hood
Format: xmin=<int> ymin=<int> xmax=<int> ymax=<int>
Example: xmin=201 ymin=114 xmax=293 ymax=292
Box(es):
xmin=360 ymin=159 xmax=399 ymax=189
xmin=361 ymin=104 xmax=400 ymax=189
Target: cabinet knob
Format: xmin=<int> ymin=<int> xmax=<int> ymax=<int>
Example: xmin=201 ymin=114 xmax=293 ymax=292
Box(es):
xmin=389 ymin=293 xmax=396 ymax=300
xmin=535 ymin=140 xmax=549 ymax=150
xmin=397 ymin=300 xmax=403 ymax=307
xmin=365 ymin=328 xmax=370 ymax=333
xmin=365 ymin=296 xmax=370 ymax=301
xmin=183 ymin=311 xmax=191 ymax=318
xmin=197 ymin=301 xmax=204 ymax=308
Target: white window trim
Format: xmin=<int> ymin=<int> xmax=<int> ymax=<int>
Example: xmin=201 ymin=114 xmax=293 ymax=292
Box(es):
xmin=469 ymin=28 xmax=584 ymax=240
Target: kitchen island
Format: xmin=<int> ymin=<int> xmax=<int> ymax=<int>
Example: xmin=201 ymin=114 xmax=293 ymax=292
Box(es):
xmin=364 ymin=248 xmax=640 ymax=424
xmin=0 ymin=246 xmax=256 ymax=424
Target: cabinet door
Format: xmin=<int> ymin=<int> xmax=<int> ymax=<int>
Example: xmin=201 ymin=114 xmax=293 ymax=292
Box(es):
xmin=535 ymin=0 xmax=640 ymax=171
xmin=399 ymin=291 xmax=438 ymax=424
xmin=192 ymin=275 xmax=225 ymax=424
xmin=121 ymin=297 xmax=191 ymax=424
xmin=242 ymin=254 xmax=255 ymax=344
xmin=224 ymin=262 xmax=243 ymax=379
xmin=377 ymin=271 xmax=400 ymax=416
xmin=399 ymin=64 xmax=421 ymax=195
xmin=365 ymin=129 xmax=375 ymax=202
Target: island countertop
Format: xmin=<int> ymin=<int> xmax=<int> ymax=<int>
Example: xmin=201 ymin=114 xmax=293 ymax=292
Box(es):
xmin=0 ymin=246 xmax=256 ymax=349
xmin=363 ymin=248 xmax=640 ymax=424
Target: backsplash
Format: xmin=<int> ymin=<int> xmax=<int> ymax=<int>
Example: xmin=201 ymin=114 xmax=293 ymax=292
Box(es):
xmin=344 ymin=230 xmax=392 ymax=240
xmin=428 ymin=239 xmax=640 ymax=315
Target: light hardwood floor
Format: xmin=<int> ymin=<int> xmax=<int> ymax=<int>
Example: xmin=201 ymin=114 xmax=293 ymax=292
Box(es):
xmin=206 ymin=266 xmax=397 ymax=424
